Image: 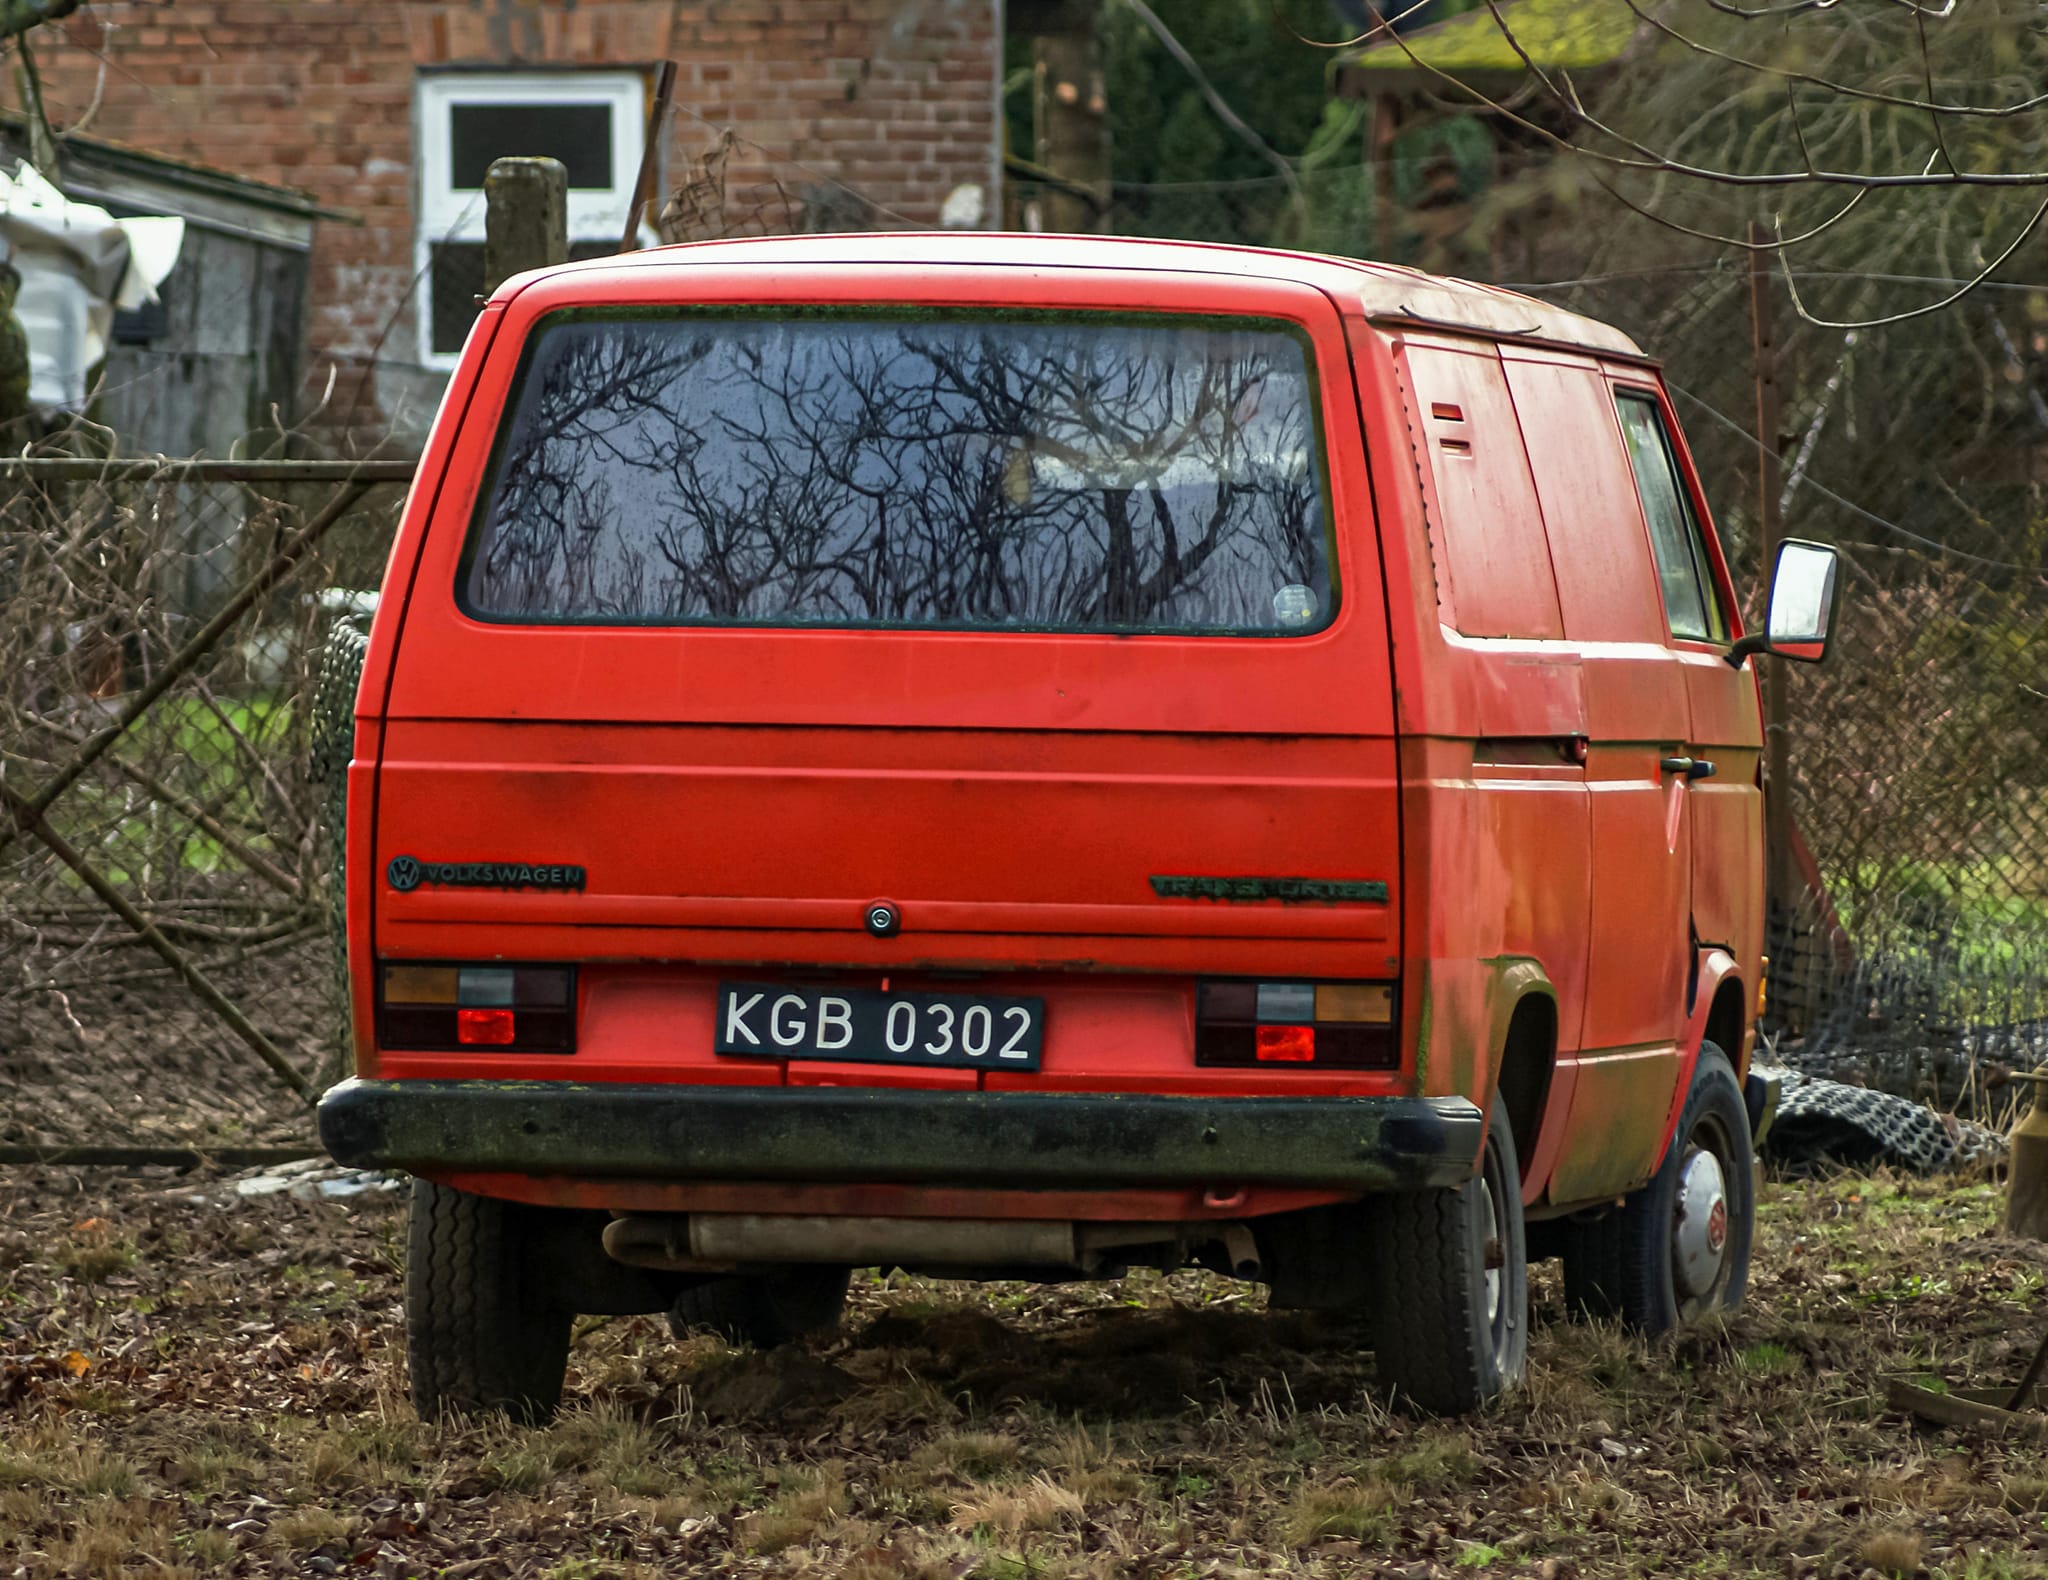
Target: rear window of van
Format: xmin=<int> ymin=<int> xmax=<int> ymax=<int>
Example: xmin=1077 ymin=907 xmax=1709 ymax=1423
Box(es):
xmin=457 ymin=310 xmax=1336 ymax=634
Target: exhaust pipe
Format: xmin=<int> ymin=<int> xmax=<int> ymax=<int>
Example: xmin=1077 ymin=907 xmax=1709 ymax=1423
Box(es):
xmin=604 ymin=1213 xmax=1084 ymax=1271
xmin=601 ymin=1213 xmax=1244 ymax=1274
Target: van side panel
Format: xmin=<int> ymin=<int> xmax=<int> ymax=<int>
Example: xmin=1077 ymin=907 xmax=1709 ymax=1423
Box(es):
xmin=1504 ymin=353 xmax=1690 ymax=1203
xmin=1358 ymin=326 xmax=1591 ymax=1188
xmin=1620 ymin=375 xmax=1763 ymax=1074
xmin=346 ymin=303 xmax=506 ymax=1064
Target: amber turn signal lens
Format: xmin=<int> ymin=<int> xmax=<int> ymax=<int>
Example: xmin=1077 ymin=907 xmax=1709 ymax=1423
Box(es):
xmin=382 ymin=964 xmax=457 ymax=1004
xmin=1313 ymin=983 xmax=1394 ymax=1024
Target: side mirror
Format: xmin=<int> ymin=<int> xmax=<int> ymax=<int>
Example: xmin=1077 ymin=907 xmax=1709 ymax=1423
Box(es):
xmin=1727 ymin=538 xmax=1839 ymax=667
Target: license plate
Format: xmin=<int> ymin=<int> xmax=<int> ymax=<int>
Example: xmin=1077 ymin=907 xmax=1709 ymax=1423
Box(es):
xmin=715 ymin=982 xmax=1044 ymax=1070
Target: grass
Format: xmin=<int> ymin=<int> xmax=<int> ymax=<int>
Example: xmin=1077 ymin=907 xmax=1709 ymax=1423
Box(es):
xmin=1278 ymin=1479 xmax=1396 ymax=1545
xmin=5 ymin=1166 xmax=2048 ymax=1577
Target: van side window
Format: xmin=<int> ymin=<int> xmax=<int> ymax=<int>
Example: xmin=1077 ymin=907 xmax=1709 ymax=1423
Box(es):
xmin=1614 ymin=393 xmax=1729 ymax=643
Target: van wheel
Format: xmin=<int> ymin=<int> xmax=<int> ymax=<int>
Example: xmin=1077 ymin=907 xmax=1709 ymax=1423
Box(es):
xmin=1562 ymin=1042 xmax=1754 ymax=1332
xmin=667 ymin=1267 xmax=851 ymax=1348
xmin=1368 ymin=1092 xmax=1527 ymax=1414
xmin=407 ymin=1181 xmax=573 ymax=1423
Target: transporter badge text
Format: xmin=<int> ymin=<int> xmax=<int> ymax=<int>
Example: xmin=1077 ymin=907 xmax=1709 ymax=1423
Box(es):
xmin=1149 ymin=875 xmax=1390 ymax=904
xmin=385 ymin=855 xmax=587 ymax=893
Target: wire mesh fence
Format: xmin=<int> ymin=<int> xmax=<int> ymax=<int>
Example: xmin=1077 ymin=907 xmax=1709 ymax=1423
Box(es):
xmin=1522 ymin=264 xmax=2048 ymax=1105
xmin=5 ymin=118 xmax=2043 ymax=1154
xmin=0 ymin=450 xmax=405 ymax=1156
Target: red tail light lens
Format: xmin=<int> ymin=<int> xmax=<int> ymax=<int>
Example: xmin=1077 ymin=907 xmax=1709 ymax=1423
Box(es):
xmin=1195 ymin=980 xmax=1397 ymax=1069
xmin=456 ymin=1008 xmax=517 ymax=1045
xmin=378 ymin=963 xmax=576 ymax=1052
xmin=1254 ymin=1025 xmax=1316 ymax=1062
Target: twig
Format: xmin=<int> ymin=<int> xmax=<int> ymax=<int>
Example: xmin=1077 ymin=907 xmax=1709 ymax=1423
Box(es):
xmin=0 ymin=477 xmax=376 ymax=862
xmin=0 ymin=782 xmax=318 ymax=1104
xmin=1120 ymin=0 xmax=1300 ymax=198
xmin=25 ymin=710 xmax=303 ymax=898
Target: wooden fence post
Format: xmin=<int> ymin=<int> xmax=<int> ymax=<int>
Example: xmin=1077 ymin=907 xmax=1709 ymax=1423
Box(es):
xmin=1749 ymin=223 xmax=1794 ymax=935
xmin=484 ymin=157 xmax=568 ymax=294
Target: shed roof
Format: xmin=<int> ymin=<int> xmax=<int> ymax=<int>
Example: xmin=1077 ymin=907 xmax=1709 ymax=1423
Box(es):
xmin=0 ymin=112 xmax=350 ymax=249
xmin=527 ymin=231 xmax=1644 ymax=358
xmin=1339 ymin=0 xmax=1636 ymax=91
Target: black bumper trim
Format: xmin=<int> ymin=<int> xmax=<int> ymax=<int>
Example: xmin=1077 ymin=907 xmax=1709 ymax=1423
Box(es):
xmin=318 ymin=1079 xmax=1483 ymax=1193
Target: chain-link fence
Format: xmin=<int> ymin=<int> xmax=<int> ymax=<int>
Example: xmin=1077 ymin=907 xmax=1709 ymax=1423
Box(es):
xmin=0 ymin=450 xmax=405 ymax=1158
xmin=7 ymin=126 xmax=2041 ymax=1154
xmin=1517 ymin=264 xmax=2048 ymax=1105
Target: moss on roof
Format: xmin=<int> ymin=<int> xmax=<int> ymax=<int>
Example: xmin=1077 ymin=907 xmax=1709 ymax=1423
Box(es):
xmin=1347 ymin=0 xmax=1636 ymax=74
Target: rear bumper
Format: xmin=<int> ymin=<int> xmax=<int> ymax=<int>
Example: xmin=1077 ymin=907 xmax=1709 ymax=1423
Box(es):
xmin=318 ymin=1078 xmax=1483 ymax=1193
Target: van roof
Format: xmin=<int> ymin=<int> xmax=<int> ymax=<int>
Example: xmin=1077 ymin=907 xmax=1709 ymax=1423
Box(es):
xmin=502 ymin=231 xmax=1645 ymax=360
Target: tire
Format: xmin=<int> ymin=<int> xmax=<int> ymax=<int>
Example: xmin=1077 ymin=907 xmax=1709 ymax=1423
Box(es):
xmin=1368 ymin=1091 xmax=1528 ymax=1414
xmin=311 ymin=619 xmax=367 ymax=1081
xmin=407 ymin=1180 xmax=573 ymax=1423
xmin=1561 ymin=1042 xmax=1754 ymax=1333
xmin=667 ymin=1267 xmax=851 ymax=1348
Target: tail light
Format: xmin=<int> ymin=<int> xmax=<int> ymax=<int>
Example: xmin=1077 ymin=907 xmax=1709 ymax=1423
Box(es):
xmin=378 ymin=963 xmax=576 ymax=1053
xmin=1195 ymin=979 xmax=1397 ymax=1069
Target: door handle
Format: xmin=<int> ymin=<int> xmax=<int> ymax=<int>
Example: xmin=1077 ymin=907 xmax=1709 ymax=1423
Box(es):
xmin=1660 ymin=756 xmax=1717 ymax=780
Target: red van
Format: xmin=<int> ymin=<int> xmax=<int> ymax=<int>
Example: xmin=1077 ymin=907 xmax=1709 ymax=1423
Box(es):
xmin=319 ymin=235 xmax=1838 ymax=1418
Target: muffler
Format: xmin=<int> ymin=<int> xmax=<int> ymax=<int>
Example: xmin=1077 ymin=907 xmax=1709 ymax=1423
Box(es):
xmin=601 ymin=1213 xmax=1227 ymax=1274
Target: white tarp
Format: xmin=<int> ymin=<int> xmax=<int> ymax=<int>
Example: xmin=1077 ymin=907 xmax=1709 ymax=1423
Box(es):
xmin=0 ymin=162 xmax=183 ymax=410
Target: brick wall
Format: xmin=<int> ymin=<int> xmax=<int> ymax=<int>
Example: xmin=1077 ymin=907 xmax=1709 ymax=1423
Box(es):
xmin=33 ymin=0 xmax=1001 ymax=435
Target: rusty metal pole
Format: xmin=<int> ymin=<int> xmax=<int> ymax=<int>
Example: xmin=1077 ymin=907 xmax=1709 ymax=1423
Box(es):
xmin=1749 ymin=221 xmax=1794 ymax=924
xmin=619 ymin=59 xmax=679 ymax=253
xmin=483 ymin=156 xmax=568 ymax=295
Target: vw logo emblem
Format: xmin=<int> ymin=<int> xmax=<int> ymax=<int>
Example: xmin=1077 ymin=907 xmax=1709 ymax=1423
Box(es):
xmin=386 ymin=855 xmax=423 ymax=892
xmin=864 ymin=902 xmax=901 ymax=938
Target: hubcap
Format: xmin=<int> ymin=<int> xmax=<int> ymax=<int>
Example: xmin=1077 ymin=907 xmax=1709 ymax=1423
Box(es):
xmin=1481 ymin=1183 xmax=1502 ymax=1331
xmin=1671 ymin=1143 xmax=1730 ymax=1301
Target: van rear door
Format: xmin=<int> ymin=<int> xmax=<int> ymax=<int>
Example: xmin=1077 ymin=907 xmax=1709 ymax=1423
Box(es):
xmin=367 ymin=260 xmax=1399 ymax=1088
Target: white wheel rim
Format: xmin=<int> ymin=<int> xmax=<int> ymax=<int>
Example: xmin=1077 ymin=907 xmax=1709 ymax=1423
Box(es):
xmin=1672 ymin=1140 xmax=1730 ymax=1302
xmin=1482 ymin=1179 xmax=1502 ymax=1331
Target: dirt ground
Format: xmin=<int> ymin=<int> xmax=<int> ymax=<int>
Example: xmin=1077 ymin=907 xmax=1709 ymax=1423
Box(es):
xmin=0 ymin=939 xmax=329 ymax=1151
xmin=4 ymin=1167 xmax=2048 ymax=1580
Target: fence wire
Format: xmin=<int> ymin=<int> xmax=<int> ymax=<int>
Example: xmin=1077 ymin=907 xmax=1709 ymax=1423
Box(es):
xmin=1523 ymin=266 xmax=2048 ymax=1106
xmin=0 ymin=453 xmax=401 ymax=1154
xmin=5 ymin=135 xmax=2042 ymax=1152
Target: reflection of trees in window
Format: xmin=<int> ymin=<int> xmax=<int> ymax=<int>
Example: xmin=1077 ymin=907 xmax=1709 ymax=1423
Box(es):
xmin=467 ymin=316 xmax=1331 ymax=632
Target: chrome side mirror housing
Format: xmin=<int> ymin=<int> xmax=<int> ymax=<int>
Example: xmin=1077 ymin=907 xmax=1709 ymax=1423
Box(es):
xmin=1727 ymin=538 xmax=1840 ymax=666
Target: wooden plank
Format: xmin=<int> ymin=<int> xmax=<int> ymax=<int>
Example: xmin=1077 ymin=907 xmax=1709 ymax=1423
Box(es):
xmin=0 ymin=458 xmax=416 ymax=482
xmin=0 ymin=1145 xmax=324 ymax=1169
xmin=1885 ymin=1377 xmax=2048 ymax=1440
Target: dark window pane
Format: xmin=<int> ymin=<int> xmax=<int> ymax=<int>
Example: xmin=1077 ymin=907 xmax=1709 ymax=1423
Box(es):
xmin=1617 ymin=393 xmax=1726 ymax=642
xmin=462 ymin=313 xmax=1336 ymax=634
xmin=429 ymin=241 xmax=484 ymax=356
xmin=429 ymin=240 xmax=622 ymax=357
xmin=449 ymin=102 xmax=614 ymax=190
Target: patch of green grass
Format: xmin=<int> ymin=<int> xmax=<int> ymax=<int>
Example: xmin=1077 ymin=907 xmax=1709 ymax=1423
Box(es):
xmin=175 ymin=1527 xmax=237 ymax=1567
xmin=58 ymin=1238 xmax=138 ymax=1283
xmin=1937 ymin=1554 xmax=2048 ymax=1580
xmin=1456 ymin=1542 xmax=1507 ymax=1567
xmin=1740 ymin=1342 xmax=1797 ymax=1377
xmin=1278 ymin=1480 xmax=1394 ymax=1546
xmin=914 ymin=1431 xmax=1023 ymax=1480
xmin=1383 ymin=1429 xmax=1480 ymax=1491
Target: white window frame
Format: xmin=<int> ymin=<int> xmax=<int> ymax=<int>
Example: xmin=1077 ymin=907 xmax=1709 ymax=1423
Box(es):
xmin=414 ymin=71 xmax=646 ymax=370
